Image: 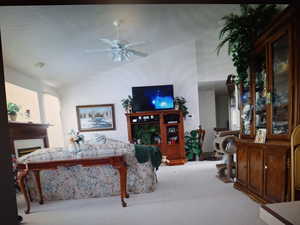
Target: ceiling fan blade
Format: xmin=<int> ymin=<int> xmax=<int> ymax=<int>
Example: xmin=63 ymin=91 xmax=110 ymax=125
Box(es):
xmin=127 ymin=49 xmax=148 ymax=57
xmin=85 ymin=48 xmax=112 ymax=53
xmin=99 ymin=38 xmax=114 ymax=46
xmin=124 ymin=41 xmax=148 ymax=48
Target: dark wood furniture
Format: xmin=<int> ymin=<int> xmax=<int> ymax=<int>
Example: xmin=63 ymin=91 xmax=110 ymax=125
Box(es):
xmin=126 ymin=110 xmax=186 ymax=165
xmin=17 ymin=155 xmax=129 ymax=214
xmin=234 ymin=7 xmax=300 ymax=203
xmin=8 ymin=122 xmax=50 ymax=155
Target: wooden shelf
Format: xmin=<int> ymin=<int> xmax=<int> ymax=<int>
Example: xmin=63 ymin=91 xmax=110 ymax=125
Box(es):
xmin=131 ymin=122 xmax=159 ymax=125
xmin=165 ymin=123 xmax=180 ymax=127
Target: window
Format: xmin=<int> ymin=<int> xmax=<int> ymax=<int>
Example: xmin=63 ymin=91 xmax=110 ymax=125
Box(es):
xmin=5 ymin=82 xmax=41 ymax=123
xmin=43 ymin=94 xmax=64 ymax=147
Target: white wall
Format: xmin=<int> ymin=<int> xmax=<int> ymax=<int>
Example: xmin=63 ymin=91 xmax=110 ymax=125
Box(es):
xmin=215 ymin=94 xmax=229 ymax=129
xmin=4 ymin=65 xmax=59 ymax=123
xmin=59 ymin=41 xmax=200 ymax=143
xmin=198 ymin=88 xmax=216 ymax=152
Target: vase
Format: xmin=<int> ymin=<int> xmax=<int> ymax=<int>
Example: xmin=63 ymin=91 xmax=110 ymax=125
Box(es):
xmin=9 ymin=114 xmax=17 ymax=121
xmin=175 ymin=104 xmax=180 ymax=110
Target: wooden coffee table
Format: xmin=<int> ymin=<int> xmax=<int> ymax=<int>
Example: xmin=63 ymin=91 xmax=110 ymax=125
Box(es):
xmin=17 ymin=155 xmax=129 ymax=214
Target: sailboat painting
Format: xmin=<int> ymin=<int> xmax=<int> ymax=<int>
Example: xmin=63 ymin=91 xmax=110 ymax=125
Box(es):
xmin=76 ymin=104 xmax=116 ymax=132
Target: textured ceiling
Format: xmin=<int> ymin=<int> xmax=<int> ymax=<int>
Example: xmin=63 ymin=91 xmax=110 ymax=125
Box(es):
xmin=0 ymin=4 xmax=239 ymax=87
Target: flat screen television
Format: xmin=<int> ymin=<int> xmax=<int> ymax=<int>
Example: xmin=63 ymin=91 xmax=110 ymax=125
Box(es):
xmin=132 ymin=85 xmax=174 ymax=112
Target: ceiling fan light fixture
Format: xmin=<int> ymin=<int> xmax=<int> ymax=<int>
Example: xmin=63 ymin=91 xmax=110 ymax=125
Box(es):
xmin=113 ymin=20 xmax=121 ymax=27
xmin=86 ymin=20 xmax=148 ymax=62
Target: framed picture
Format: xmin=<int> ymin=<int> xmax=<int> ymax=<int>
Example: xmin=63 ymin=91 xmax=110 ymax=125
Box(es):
xmin=76 ymin=104 xmax=116 ymax=132
xmin=255 ymin=128 xmax=267 ymax=144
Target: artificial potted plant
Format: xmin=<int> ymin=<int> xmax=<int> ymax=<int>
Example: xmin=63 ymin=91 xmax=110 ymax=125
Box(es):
xmin=133 ymin=125 xmax=160 ymax=145
xmin=7 ymin=102 xmax=20 ymax=121
xmin=121 ymin=95 xmax=133 ymax=113
xmin=217 ymin=4 xmax=279 ymax=85
xmin=185 ymin=130 xmax=201 ymax=161
xmin=174 ymin=96 xmax=189 ymax=119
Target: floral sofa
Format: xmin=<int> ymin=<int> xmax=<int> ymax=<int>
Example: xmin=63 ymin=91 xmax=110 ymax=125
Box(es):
xmin=17 ymin=138 xmax=157 ymax=202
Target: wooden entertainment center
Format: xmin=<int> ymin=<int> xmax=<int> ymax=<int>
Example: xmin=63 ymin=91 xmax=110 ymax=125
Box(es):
xmin=126 ymin=110 xmax=186 ymax=165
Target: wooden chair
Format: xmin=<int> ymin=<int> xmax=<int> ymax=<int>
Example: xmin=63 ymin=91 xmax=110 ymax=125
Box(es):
xmin=197 ymin=126 xmax=205 ymax=160
xmin=291 ymin=125 xmax=300 ymax=201
xmin=198 ymin=125 xmax=206 ymax=151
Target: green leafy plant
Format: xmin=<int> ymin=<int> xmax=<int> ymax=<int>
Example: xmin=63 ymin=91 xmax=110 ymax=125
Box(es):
xmin=174 ymin=96 xmax=189 ymax=118
xmin=7 ymin=102 xmax=20 ymax=115
xmin=121 ymin=95 xmax=133 ymax=112
xmin=185 ymin=130 xmax=201 ymax=160
xmin=133 ymin=125 xmax=160 ymax=145
xmin=217 ymin=4 xmax=279 ymax=84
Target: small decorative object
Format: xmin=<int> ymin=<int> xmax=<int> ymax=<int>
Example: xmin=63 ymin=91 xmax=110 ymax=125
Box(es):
xmin=161 ymin=155 xmax=170 ymax=165
xmin=174 ymin=96 xmax=189 ymax=118
xmin=255 ymin=128 xmax=267 ymax=144
xmin=69 ymin=129 xmax=84 ymax=152
xmin=7 ymin=102 xmax=20 ymax=121
xmin=25 ymin=109 xmax=31 ymax=122
xmin=76 ymin=104 xmax=116 ymax=132
xmin=121 ymin=95 xmax=133 ymax=113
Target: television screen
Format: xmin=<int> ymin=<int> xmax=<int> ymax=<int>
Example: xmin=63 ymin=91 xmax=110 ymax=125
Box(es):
xmin=132 ymin=85 xmax=174 ymax=112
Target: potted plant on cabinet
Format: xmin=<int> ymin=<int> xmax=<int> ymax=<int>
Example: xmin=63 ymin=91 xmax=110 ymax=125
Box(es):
xmin=174 ymin=96 xmax=189 ymax=119
xmin=7 ymin=102 xmax=20 ymax=121
xmin=217 ymin=4 xmax=279 ymax=84
xmin=121 ymin=95 xmax=133 ymax=113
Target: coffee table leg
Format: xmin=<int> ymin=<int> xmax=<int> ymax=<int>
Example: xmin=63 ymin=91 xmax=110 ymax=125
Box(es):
xmin=18 ymin=169 xmax=30 ymax=214
xmin=33 ymin=170 xmax=44 ymax=204
xmin=116 ymin=165 xmax=127 ymax=207
xmin=124 ymin=166 xmax=129 ymax=199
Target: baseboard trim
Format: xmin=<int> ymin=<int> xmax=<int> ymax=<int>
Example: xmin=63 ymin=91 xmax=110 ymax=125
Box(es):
xmin=167 ymin=159 xmax=186 ymax=166
xmin=234 ymin=182 xmax=267 ymax=204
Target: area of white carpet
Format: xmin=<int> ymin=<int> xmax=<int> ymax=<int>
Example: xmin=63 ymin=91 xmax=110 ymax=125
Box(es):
xmin=18 ymin=161 xmax=266 ymax=225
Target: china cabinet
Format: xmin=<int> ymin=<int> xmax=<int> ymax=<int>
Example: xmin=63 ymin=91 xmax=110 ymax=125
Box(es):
xmin=234 ymin=7 xmax=300 ymax=203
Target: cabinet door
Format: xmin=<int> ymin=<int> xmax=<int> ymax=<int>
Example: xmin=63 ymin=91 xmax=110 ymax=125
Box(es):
xmin=248 ymin=146 xmax=264 ymax=196
xmin=253 ymin=49 xmax=267 ymax=132
xmin=264 ymin=147 xmax=287 ymax=202
xmin=269 ymin=31 xmax=291 ymax=137
xmin=240 ymin=69 xmax=253 ymax=137
xmin=236 ymin=144 xmax=248 ymax=186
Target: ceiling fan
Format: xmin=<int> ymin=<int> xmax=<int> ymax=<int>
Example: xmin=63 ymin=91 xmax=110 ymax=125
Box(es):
xmin=86 ymin=20 xmax=148 ymax=62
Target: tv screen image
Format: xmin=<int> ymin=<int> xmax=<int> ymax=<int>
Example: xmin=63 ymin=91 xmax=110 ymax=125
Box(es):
xmin=132 ymin=85 xmax=174 ymax=112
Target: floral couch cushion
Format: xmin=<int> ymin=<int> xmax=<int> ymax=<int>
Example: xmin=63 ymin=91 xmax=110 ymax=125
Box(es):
xmin=17 ymin=138 xmax=131 ymax=164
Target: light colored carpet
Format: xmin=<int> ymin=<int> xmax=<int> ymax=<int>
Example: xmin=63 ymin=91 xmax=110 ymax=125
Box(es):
xmin=18 ymin=161 xmax=266 ymax=225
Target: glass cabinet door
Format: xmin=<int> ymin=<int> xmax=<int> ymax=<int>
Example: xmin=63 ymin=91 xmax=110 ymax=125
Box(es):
xmin=271 ymin=33 xmax=289 ymax=135
xmin=254 ymin=50 xmax=267 ymax=131
xmin=240 ymin=69 xmax=252 ymax=136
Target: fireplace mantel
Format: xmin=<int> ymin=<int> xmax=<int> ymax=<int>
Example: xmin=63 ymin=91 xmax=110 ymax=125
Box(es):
xmin=8 ymin=122 xmax=50 ymax=155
